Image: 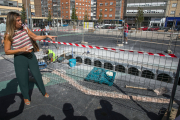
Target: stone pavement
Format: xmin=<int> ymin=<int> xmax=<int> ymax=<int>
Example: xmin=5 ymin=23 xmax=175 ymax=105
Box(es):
xmin=0 ymin=57 xmax=169 ymax=120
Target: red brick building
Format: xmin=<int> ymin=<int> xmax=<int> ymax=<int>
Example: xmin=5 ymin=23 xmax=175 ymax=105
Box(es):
xmin=61 ymin=0 xmax=71 ymax=19
xmin=75 ymin=0 xmax=91 ymax=20
xmin=96 ymin=0 xmax=116 ymax=20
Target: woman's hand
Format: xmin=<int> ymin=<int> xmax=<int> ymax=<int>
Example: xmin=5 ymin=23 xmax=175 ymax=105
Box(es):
xmin=20 ymin=46 xmax=31 ymax=53
xmin=47 ymin=35 xmax=57 ymax=41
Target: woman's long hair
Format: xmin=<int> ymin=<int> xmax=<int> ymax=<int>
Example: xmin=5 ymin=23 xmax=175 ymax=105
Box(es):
xmin=5 ymin=12 xmax=21 ymax=42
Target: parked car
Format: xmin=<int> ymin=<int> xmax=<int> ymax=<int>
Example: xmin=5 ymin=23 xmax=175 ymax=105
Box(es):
xmin=148 ymin=26 xmax=160 ymax=31
xmin=98 ymin=24 xmax=104 ymax=28
xmin=108 ymin=25 xmax=116 ymax=29
xmin=102 ymin=25 xmax=110 ymax=29
xmin=160 ymin=27 xmax=170 ymax=32
xmin=117 ymin=26 xmax=123 ymax=30
xmin=141 ymin=26 xmax=148 ymax=31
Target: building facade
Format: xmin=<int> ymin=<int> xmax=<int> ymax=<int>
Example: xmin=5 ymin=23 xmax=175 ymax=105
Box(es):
xmin=165 ymin=0 xmax=180 ymax=27
xmin=0 ymin=0 xmax=23 ymax=22
xmin=91 ymin=0 xmax=97 ymax=20
xmin=124 ymin=0 xmax=168 ymax=27
xmin=96 ymin=0 xmax=124 ymax=23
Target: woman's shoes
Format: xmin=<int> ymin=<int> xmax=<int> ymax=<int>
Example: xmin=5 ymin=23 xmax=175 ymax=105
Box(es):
xmin=24 ymin=93 xmax=49 ymax=105
xmin=24 ymin=99 xmax=30 ymax=105
xmin=44 ymin=93 xmax=49 ymax=98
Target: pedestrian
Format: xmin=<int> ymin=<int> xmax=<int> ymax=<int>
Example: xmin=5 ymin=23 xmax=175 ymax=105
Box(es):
xmin=4 ymin=12 xmax=57 ymax=105
xmin=40 ymin=21 xmax=45 ymax=36
xmin=123 ymin=22 xmax=129 ymax=44
xmin=43 ymin=49 xmax=57 ymax=63
xmin=42 ymin=22 xmax=50 ymax=48
xmin=22 ymin=19 xmax=28 ymax=28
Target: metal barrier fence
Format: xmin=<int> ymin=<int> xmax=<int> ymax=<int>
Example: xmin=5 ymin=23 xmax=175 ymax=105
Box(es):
xmin=0 ymin=0 xmax=180 ymax=120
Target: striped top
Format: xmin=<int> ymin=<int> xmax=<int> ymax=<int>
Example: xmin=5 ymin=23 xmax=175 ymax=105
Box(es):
xmin=12 ymin=26 xmax=33 ymax=50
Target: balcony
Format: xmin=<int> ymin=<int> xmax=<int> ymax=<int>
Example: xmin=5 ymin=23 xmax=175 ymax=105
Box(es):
xmin=126 ymin=12 xmax=165 ymax=17
xmin=127 ymin=4 xmax=166 ymax=8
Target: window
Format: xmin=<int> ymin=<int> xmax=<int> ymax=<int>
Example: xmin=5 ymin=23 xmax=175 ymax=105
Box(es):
xmin=66 ymin=11 xmax=68 ymax=13
xmin=110 ymin=8 xmax=112 ymax=11
xmin=76 ymin=7 xmax=78 ymax=9
xmin=110 ymin=2 xmax=113 ymax=5
xmin=62 ymin=16 xmax=64 ymax=18
xmin=109 ymin=14 xmax=112 ymax=17
xmin=66 ymin=6 xmax=68 ymax=9
xmin=80 ymin=3 xmax=81 ymax=5
xmin=172 ymin=3 xmax=177 ymax=7
xmin=83 ymin=8 xmax=84 ymax=10
xmin=105 ymin=9 xmax=107 ymax=11
xmin=80 ymin=8 xmax=81 ymax=10
xmin=100 ymin=9 xmax=102 ymax=11
xmin=80 ymin=12 xmax=81 ymax=14
xmin=66 ymin=16 xmax=68 ymax=18
xmin=66 ymin=2 xmax=68 ymax=4
xmin=62 ymin=2 xmax=63 ymax=4
xmin=99 ymin=3 xmax=103 ymax=6
xmin=83 ymin=12 xmax=84 ymax=14
xmin=89 ymin=9 xmax=90 ymax=11
xmin=76 ymin=12 xmax=78 ymax=14
xmin=104 ymin=14 xmax=107 ymax=17
xmin=76 ymin=3 xmax=78 ymax=5
xmin=170 ymin=11 xmax=175 ymax=14
xmin=62 ymin=11 xmax=64 ymax=13
xmin=79 ymin=16 xmax=81 ymax=18
xmin=105 ymin=3 xmax=108 ymax=6
xmin=86 ymin=5 xmax=87 ymax=6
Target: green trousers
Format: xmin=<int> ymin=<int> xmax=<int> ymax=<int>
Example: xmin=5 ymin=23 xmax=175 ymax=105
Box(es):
xmin=14 ymin=51 xmax=46 ymax=100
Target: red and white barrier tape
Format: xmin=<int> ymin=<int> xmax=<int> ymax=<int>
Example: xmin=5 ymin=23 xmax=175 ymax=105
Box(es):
xmin=39 ymin=40 xmax=177 ymax=58
xmin=32 ymin=29 xmax=52 ymax=31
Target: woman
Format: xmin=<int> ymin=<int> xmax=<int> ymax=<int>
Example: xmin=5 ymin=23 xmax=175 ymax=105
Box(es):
xmin=4 ymin=12 xmax=57 ymax=105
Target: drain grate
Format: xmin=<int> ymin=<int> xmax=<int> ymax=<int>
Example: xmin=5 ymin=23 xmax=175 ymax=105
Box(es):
xmin=94 ymin=60 xmax=102 ymax=67
xmin=115 ymin=65 xmax=125 ymax=73
xmin=84 ymin=58 xmax=91 ymax=65
xmin=141 ymin=70 xmax=155 ymax=79
xmin=128 ymin=67 xmax=139 ymax=76
xmin=104 ymin=63 xmax=113 ymax=70
xmin=76 ymin=57 xmax=82 ymax=63
xmin=157 ymin=73 xmax=172 ymax=82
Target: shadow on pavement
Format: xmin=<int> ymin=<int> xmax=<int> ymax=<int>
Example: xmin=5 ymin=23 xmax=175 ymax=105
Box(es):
xmin=63 ymin=103 xmax=88 ymax=120
xmin=0 ymin=78 xmax=24 ymax=120
xmin=94 ymin=100 xmax=128 ymax=120
xmin=129 ymin=96 xmax=166 ymax=120
xmin=37 ymin=115 xmax=55 ymax=120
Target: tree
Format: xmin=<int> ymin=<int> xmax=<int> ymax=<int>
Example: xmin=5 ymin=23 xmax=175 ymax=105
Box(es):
xmin=84 ymin=10 xmax=89 ymax=22
xmin=71 ymin=8 xmax=78 ymax=22
xmin=98 ymin=11 xmax=103 ymax=24
xmin=47 ymin=11 xmax=52 ymax=23
xmin=136 ymin=7 xmax=144 ymax=29
xmin=21 ymin=4 xmax=26 ymax=23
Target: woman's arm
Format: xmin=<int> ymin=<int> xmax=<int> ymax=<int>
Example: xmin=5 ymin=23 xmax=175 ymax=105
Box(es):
xmin=26 ymin=28 xmax=56 ymax=41
xmin=4 ymin=34 xmax=31 ymax=55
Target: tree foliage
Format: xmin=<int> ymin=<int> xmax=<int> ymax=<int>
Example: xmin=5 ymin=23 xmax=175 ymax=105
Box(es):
xmin=47 ymin=11 xmax=52 ymax=22
xmin=71 ymin=8 xmax=78 ymax=21
xmin=98 ymin=11 xmax=103 ymax=24
xmin=84 ymin=10 xmax=89 ymax=22
xmin=21 ymin=4 xmax=26 ymax=23
xmin=136 ymin=7 xmax=144 ymax=28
